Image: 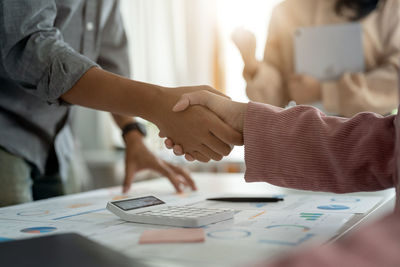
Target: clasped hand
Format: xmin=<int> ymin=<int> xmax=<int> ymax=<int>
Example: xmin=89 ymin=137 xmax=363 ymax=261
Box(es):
xmin=160 ymin=90 xmax=248 ymax=161
xmin=151 ymin=86 xmax=243 ymax=163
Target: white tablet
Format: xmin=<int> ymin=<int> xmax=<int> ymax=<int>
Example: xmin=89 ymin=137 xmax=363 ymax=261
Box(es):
xmin=294 ymin=23 xmax=364 ymax=81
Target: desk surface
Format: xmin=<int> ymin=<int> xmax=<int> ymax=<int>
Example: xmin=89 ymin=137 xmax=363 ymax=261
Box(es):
xmin=0 ymin=173 xmax=395 ymax=266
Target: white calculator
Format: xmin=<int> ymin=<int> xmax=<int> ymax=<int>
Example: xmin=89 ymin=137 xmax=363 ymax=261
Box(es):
xmin=107 ymin=196 xmax=234 ymax=227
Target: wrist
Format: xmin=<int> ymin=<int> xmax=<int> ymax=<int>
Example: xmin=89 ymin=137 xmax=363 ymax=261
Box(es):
xmin=122 ymin=121 xmax=147 ymax=141
xmin=243 ymin=59 xmax=259 ymax=79
xmin=233 ymin=102 xmax=247 ymax=133
xmin=145 ymin=86 xmax=178 ymax=125
xmin=123 ymin=129 xmax=144 ymax=146
xmin=126 ymin=81 xmax=165 ymax=121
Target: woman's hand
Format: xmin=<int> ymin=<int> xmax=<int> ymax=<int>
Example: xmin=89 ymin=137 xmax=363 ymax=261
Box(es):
xmin=232 ymin=28 xmax=259 ymax=80
xmin=288 ymin=74 xmax=322 ymax=104
xmin=232 ymin=28 xmax=257 ymax=62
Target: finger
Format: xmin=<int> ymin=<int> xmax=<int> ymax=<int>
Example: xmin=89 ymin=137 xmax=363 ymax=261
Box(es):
xmin=155 ymin=161 xmax=182 ymax=193
xmin=185 ymin=153 xmax=195 ymax=161
xmin=159 ymin=131 xmax=166 ymax=138
xmin=173 ymin=91 xmax=216 ymax=112
xmin=164 ymin=138 xmax=174 ymax=149
xmin=205 ymin=132 xmax=232 ymax=156
xmin=197 ymin=144 xmax=223 ymax=161
xmin=173 ymin=145 xmax=184 ymax=156
xmin=190 ymin=151 xmax=210 ymax=163
xmin=123 ymin=161 xmax=137 ymax=193
xmin=210 ymin=121 xmax=243 ymax=146
xmin=163 ymin=164 xmax=189 ymax=188
xmin=172 ymin=97 xmax=190 ymax=112
xmin=166 ymin=163 xmax=197 ymax=191
xmin=205 ymin=87 xmax=231 ymax=100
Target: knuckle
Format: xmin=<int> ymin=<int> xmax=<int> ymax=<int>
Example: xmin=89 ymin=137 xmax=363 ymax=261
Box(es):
xmin=215 ymin=154 xmax=223 ymax=161
xmin=222 ymin=148 xmax=231 ymax=156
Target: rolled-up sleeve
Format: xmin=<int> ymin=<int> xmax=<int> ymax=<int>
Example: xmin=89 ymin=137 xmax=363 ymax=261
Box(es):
xmin=97 ymin=1 xmax=130 ymax=77
xmin=0 ymin=0 xmax=98 ymax=104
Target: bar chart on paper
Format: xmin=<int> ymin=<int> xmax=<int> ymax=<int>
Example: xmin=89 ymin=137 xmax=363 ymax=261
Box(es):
xmin=190 ymin=194 xmax=382 ymax=214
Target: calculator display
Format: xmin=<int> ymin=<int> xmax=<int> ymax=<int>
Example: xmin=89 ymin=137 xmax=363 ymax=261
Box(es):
xmin=113 ymin=196 xmax=165 ymax=211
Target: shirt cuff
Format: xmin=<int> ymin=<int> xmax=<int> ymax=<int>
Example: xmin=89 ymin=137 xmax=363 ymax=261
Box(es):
xmin=36 ymin=47 xmax=99 ymax=105
xmin=243 ymin=101 xmax=283 ymax=183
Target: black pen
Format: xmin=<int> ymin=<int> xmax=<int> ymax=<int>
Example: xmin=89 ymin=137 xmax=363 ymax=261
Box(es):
xmin=206 ymin=197 xmax=284 ymax=203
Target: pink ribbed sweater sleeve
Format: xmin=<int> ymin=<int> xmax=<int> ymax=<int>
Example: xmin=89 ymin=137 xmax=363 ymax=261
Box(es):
xmin=244 ymin=102 xmax=396 ymax=193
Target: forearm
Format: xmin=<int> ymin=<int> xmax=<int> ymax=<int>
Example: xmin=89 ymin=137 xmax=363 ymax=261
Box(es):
xmin=62 ymin=67 xmax=163 ymax=122
xmin=321 ymin=66 xmax=399 ymax=117
xmin=245 ymin=63 xmax=284 ymax=106
xmin=112 ymin=114 xmax=135 ymax=129
xmin=244 ymin=102 xmax=396 ymax=193
xmin=242 ymin=58 xmax=259 ymax=81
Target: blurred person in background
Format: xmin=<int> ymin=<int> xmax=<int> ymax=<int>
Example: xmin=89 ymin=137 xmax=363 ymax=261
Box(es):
xmin=233 ymin=0 xmax=399 ymax=117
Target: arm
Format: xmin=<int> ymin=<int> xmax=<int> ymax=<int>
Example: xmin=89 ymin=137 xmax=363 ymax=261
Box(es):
xmin=112 ymin=114 xmax=196 ymax=193
xmin=322 ymin=58 xmax=399 ymax=117
xmin=95 ymin=1 xmax=195 ymax=192
xmin=0 ymin=1 xmax=241 ymax=162
xmin=244 ymin=102 xmax=395 ymax=193
xmin=62 ymin=68 xmax=241 ymax=162
xmin=322 ymin=0 xmax=400 ymax=117
xmin=0 ymin=0 xmax=97 ymax=104
xmin=232 ymin=8 xmax=285 ymax=106
xmin=171 ymin=91 xmax=396 ymax=193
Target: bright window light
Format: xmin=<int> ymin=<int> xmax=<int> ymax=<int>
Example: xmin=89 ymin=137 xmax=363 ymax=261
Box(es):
xmin=217 ymin=0 xmax=283 ymax=101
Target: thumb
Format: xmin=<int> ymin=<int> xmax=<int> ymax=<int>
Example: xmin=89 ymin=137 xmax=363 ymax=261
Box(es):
xmin=172 ymin=97 xmax=190 ymax=112
xmin=172 ymin=91 xmax=212 ymax=112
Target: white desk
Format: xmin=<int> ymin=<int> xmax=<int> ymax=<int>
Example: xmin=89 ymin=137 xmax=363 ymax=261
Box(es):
xmin=0 ymin=173 xmax=395 ymax=266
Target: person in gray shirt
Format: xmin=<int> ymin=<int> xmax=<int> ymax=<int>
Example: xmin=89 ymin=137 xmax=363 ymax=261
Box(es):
xmin=0 ymin=0 xmax=242 ymax=207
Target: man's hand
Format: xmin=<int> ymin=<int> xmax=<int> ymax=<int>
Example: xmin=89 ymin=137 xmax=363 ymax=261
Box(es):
xmin=163 ymin=91 xmax=247 ymax=161
xmin=62 ymin=68 xmax=240 ymax=162
xmin=288 ymin=74 xmax=322 ymax=104
xmin=151 ymin=86 xmax=243 ymax=162
xmin=122 ymin=130 xmax=196 ymax=193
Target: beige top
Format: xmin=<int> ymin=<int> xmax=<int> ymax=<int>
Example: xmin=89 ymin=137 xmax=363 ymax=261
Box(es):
xmin=246 ymin=0 xmax=399 ymax=117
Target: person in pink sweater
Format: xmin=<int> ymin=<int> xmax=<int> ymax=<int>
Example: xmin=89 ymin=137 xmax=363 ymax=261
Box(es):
xmin=166 ymin=90 xmax=400 ymax=266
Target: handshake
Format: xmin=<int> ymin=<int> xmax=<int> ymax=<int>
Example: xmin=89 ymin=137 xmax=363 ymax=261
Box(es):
xmin=155 ymin=86 xmax=248 ymax=162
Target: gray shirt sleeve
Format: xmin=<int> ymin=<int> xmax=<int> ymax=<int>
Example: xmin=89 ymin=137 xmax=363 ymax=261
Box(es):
xmin=0 ymin=0 xmax=98 ymax=104
xmin=97 ymin=1 xmax=131 ymax=78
